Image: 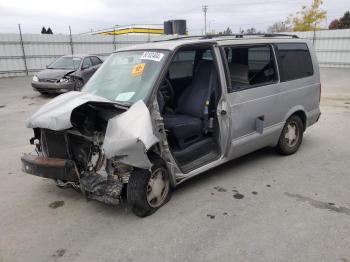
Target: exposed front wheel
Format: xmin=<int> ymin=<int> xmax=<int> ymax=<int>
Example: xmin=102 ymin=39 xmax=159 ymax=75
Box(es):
xmin=127 ymin=157 xmax=171 ymax=217
xmin=74 ymin=79 xmax=84 ymax=91
xmin=277 ymin=115 xmax=304 ymax=155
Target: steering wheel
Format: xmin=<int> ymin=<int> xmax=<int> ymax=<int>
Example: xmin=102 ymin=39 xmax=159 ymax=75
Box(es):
xmin=159 ymin=78 xmax=174 ymax=103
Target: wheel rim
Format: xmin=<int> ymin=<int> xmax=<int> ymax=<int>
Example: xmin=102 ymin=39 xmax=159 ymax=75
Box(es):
xmin=76 ymin=80 xmax=83 ymax=90
xmin=146 ymin=167 xmax=170 ymax=208
xmin=284 ymin=121 xmax=299 ymax=147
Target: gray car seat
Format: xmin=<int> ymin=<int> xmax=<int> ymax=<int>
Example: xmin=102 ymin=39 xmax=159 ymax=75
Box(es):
xmin=163 ymin=60 xmax=217 ymax=149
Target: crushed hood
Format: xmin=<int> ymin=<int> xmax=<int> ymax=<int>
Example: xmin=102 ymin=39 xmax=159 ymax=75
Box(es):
xmin=36 ymin=68 xmax=76 ymax=80
xmin=26 ymin=92 xmax=159 ymax=169
xmin=26 ymin=91 xmax=111 ymax=130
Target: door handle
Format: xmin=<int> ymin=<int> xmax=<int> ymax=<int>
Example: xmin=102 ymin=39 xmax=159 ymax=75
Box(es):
xmin=256 ymin=115 xmax=265 ymax=134
xmin=220 ymin=110 xmax=227 ymax=115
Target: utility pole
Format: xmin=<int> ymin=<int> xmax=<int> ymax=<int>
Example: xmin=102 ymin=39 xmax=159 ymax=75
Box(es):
xmin=202 ymin=5 xmax=208 ymax=35
xmin=69 ymin=26 xmax=74 ymax=55
xmin=18 ymin=24 xmax=28 ymax=76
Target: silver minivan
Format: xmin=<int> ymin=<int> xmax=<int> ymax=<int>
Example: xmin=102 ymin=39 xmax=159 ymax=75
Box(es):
xmin=21 ymin=34 xmax=321 ymax=217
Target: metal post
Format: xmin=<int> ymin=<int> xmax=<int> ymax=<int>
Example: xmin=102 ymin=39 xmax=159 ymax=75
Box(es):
xmin=313 ymin=22 xmax=317 ymax=45
xmin=18 ymin=24 xmax=28 ymax=75
xmin=113 ymin=26 xmax=116 ymax=51
xmin=69 ymin=26 xmax=74 ymax=55
xmin=202 ymin=5 xmax=208 ymax=35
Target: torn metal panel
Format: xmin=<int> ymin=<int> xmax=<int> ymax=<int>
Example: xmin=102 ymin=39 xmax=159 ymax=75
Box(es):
xmin=80 ymin=171 xmax=123 ymax=205
xmin=102 ymin=100 xmax=159 ymax=169
xmin=26 ymin=91 xmax=110 ymax=130
xmin=150 ymin=99 xmax=180 ymax=186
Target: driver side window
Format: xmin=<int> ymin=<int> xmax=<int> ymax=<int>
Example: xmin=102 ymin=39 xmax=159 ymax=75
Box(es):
xmin=82 ymin=57 xmax=93 ymax=68
xmin=225 ymin=45 xmax=277 ymax=92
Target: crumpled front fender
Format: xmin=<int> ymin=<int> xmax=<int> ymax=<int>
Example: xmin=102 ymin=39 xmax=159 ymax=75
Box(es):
xmin=103 ymin=100 xmax=159 ymax=169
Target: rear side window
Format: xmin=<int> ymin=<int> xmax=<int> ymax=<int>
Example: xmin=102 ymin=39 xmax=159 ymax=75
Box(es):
xmin=224 ymin=45 xmax=277 ymax=91
xmin=275 ymin=43 xmax=314 ymax=82
xmin=91 ymin=56 xmax=103 ymax=65
xmin=169 ymin=50 xmax=195 ymax=79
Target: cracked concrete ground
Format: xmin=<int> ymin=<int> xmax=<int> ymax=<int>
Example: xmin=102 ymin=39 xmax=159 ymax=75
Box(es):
xmin=0 ymin=68 xmax=350 ymax=262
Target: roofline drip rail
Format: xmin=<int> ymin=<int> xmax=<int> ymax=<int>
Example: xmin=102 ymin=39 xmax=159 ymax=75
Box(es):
xmin=153 ymin=33 xmax=299 ymax=42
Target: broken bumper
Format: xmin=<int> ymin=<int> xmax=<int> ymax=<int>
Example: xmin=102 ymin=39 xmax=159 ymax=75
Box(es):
xmin=31 ymin=81 xmax=75 ymax=93
xmin=21 ymin=154 xmax=79 ymax=182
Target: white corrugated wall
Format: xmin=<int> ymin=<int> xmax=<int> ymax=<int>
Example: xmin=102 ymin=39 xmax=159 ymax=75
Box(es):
xmin=0 ymin=29 xmax=349 ymax=77
xmin=0 ymin=33 xmax=172 ymax=77
xmin=289 ymin=29 xmax=350 ymax=68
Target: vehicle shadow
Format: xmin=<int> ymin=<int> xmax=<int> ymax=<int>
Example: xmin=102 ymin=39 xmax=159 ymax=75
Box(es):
xmin=173 ymin=147 xmax=279 ymax=195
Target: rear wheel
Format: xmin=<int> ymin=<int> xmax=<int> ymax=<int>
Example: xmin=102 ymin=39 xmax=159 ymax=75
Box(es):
xmin=277 ymin=115 xmax=304 ymax=155
xmin=127 ymin=157 xmax=171 ymax=217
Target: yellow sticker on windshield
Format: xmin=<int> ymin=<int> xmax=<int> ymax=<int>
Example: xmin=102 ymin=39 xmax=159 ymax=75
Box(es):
xmin=131 ymin=63 xmax=145 ymax=76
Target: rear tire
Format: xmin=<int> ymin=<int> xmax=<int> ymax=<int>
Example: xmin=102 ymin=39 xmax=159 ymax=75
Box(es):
xmin=127 ymin=156 xmax=171 ymax=217
xmin=277 ymin=115 xmax=304 ymax=155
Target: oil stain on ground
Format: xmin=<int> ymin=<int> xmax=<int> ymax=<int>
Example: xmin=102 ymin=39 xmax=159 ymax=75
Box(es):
xmin=207 ymin=214 xmax=215 ymax=219
xmin=233 ymin=193 xmax=244 ymax=199
xmin=52 ymin=249 xmax=66 ymax=258
xmin=213 ymin=186 xmax=227 ymax=192
xmin=49 ymin=200 xmax=65 ymax=209
xmin=285 ymin=192 xmax=350 ymax=216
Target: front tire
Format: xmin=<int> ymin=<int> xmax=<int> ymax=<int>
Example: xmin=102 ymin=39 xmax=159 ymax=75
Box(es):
xmin=74 ymin=79 xmax=84 ymax=91
xmin=127 ymin=157 xmax=171 ymax=217
xmin=277 ymin=115 xmax=304 ymax=155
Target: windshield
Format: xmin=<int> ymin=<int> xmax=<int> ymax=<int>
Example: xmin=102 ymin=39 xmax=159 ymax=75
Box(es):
xmin=82 ymin=50 xmax=169 ymax=104
xmin=48 ymin=57 xmax=81 ymax=70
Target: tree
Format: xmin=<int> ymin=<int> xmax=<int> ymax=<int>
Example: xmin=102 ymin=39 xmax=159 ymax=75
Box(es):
xmin=41 ymin=27 xmax=47 ymax=34
xmin=46 ymin=27 xmax=53 ymax=34
xmin=329 ymin=11 xmax=350 ymax=29
xmin=338 ymin=11 xmax=350 ymax=28
xmin=267 ymin=17 xmax=292 ymax=33
xmin=329 ymin=19 xmax=340 ymax=30
xmin=246 ymin=28 xmax=257 ymax=34
xmin=223 ymin=27 xmax=232 ymax=35
xmin=292 ymin=0 xmax=327 ymax=31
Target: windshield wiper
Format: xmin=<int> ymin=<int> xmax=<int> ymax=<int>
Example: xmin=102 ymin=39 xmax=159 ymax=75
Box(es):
xmin=113 ymin=101 xmax=131 ymax=108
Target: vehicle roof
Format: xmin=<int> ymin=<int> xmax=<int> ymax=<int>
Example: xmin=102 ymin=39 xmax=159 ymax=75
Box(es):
xmin=62 ymin=54 xmax=97 ymax=58
xmin=116 ymin=36 xmax=312 ymax=52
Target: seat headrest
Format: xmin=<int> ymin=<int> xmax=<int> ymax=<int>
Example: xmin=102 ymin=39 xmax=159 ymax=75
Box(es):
xmin=193 ymin=59 xmax=214 ymax=81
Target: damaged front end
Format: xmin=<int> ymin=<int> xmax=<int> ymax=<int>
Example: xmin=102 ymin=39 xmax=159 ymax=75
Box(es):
xmin=21 ymin=91 xmax=159 ymax=205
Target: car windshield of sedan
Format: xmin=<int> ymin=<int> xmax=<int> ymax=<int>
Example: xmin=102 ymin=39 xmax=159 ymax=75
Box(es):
xmin=48 ymin=57 xmax=82 ymax=70
xmin=82 ymin=50 xmax=169 ymax=105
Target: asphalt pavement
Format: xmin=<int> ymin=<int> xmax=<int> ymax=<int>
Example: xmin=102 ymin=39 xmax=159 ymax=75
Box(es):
xmin=0 ymin=68 xmax=350 ymax=262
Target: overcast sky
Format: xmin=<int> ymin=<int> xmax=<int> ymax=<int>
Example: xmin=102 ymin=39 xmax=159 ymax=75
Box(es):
xmin=0 ymin=0 xmax=348 ymax=34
